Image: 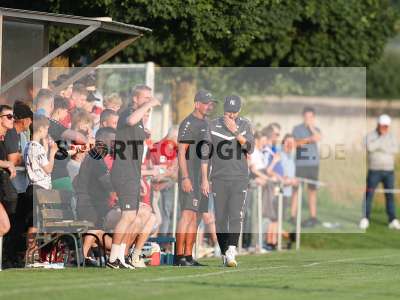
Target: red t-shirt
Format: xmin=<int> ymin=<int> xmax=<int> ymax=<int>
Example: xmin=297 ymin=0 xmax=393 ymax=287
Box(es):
xmin=60 ymin=99 xmax=75 ymax=128
xmin=148 ymin=138 xmax=178 ymax=167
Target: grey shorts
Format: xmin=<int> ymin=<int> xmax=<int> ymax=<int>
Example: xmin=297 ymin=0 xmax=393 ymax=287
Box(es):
xmin=296 ymin=165 xmax=319 ymax=189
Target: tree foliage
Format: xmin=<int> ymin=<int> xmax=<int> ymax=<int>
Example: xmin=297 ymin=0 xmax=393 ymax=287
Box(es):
xmin=2 ymin=0 xmax=398 ymax=67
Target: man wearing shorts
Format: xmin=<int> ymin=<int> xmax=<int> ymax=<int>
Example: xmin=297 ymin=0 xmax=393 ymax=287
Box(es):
xmin=202 ymin=95 xmax=254 ymax=267
xmin=292 ymin=106 xmax=322 ymax=228
xmin=107 ymin=85 xmax=160 ymax=269
xmin=175 ymin=90 xmax=216 ymax=266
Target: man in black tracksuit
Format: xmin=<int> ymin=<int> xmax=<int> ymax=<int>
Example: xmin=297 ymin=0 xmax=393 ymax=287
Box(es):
xmin=201 ymin=95 xmax=254 ymax=267
xmin=175 ymin=90 xmax=216 ymax=266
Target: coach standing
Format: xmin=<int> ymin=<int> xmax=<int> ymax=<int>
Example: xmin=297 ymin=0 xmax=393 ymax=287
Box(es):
xmin=202 ymin=95 xmax=254 ymax=267
xmin=107 ymin=85 xmax=160 ymax=269
xmin=175 ymin=90 xmax=216 ymax=267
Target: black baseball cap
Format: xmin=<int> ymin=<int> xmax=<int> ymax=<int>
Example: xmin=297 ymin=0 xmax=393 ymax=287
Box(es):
xmin=224 ymin=95 xmax=241 ymax=113
xmin=194 ymin=89 xmax=215 ymax=103
xmin=13 ymin=100 xmax=33 ymax=120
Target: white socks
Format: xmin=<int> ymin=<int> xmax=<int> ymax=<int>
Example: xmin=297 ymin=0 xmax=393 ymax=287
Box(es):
xmin=109 ymin=243 xmax=127 ymax=263
xmin=120 ymin=243 xmax=127 ymax=261
xmin=109 ymin=244 xmax=120 ymax=263
xmin=131 ymin=248 xmax=142 ymax=262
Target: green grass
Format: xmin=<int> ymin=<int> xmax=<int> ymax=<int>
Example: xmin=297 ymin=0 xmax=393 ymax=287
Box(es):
xmin=1 ymin=206 xmax=399 ymax=300
xmin=1 ymin=249 xmax=399 ymax=300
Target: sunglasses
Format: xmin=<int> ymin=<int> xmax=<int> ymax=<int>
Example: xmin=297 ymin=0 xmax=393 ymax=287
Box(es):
xmin=0 ymin=114 xmax=14 ymax=120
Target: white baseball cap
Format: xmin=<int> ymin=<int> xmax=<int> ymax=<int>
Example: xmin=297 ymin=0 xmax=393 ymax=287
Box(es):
xmin=378 ymin=114 xmax=391 ymax=126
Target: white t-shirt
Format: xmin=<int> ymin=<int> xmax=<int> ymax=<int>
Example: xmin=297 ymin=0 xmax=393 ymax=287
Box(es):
xmin=250 ymin=148 xmax=267 ymax=170
xmin=24 ymin=141 xmax=52 ymax=189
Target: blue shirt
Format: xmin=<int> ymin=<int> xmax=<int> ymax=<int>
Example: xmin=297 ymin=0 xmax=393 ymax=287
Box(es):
xmin=263 ymin=145 xmax=284 ymax=176
xmin=292 ymin=123 xmax=320 ymax=167
xmin=280 ymin=151 xmax=296 ymax=197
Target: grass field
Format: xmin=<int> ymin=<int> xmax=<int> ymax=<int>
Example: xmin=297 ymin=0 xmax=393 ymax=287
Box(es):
xmin=0 ymin=249 xmax=399 ymax=300
xmin=1 ymin=206 xmax=399 ymax=300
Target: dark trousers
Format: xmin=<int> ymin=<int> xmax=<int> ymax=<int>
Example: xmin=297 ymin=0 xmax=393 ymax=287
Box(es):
xmin=363 ymin=170 xmax=397 ymax=222
xmin=213 ymin=178 xmax=248 ymax=254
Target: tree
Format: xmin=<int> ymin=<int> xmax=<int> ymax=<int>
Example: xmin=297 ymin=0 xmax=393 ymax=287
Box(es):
xmin=4 ymin=0 xmax=398 ymax=67
xmin=3 ymin=0 xmax=399 ymax=119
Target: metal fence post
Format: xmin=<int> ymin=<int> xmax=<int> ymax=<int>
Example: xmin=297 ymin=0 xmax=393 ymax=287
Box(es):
xmin=277 ymin=185 xmax=283 ymax=251
xmin=172 ymin=183 xmax=179 ymax=255
xmin=296 ymin=184 xmax=302 ymax=250
xmin=257 ymin=185 xmax=263 ymax=253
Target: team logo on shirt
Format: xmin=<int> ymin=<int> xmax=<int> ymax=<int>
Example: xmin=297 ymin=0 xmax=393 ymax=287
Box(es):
xmin=193 ymin=198 xmax=198 ymax=207
xmin=230 ymin=99 xmax=235 ymax=105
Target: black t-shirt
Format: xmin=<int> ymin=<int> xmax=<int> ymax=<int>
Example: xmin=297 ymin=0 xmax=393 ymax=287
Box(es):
xmin=0 ymin=141 xmax=7 ymax=161
xmin=4 ymin=128 xmax=20 ymax=154
xmin=111 ymin=106 xmax=146 ymax=181
xmin=48 ymin=118 xmax=69 ymax=179
xmin=178 ymin=113 xmax=209 ymax=190
xmin=1 ymin=128 xmax=19 ymax=161
xmin=207 ymin=116 xmax=255 ymax=181
xmin=74 ymin=150 xmax=112 ymax=218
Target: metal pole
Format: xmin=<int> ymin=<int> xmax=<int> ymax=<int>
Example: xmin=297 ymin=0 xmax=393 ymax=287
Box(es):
xmin=238 ymin=232 xmax=243 ymax=254
xmin=54 ymin=36 xmax=141 ymax=94
xmin=257 ymin=185 xmax=263 ymax=253
xmin=171 ymin=183 xmax=179 ymax=255
xmin=296 ymin=184 xmax=302 ymax=250
xmin=277 ymin=185 xmax=283 ymax=251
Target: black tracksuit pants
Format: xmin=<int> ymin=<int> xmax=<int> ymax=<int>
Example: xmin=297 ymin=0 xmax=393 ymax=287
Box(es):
xmin=212 ymin=178 xmax=248 ymax=255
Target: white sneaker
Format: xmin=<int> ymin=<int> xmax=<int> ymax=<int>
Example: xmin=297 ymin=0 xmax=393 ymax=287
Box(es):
xmin=129 ymin=256 xmax=147 ymax=268
xmin=388 ymin=219 xmax=400 ymax=230
xmin=359 ymin=218 xmax=369 ymax=230
xmin=225 ymin=246 xmax=238 ymax=268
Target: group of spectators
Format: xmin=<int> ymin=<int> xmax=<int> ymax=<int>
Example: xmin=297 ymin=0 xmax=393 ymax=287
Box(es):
xmin=0 ymin=74 xmax=180 ymax=268
xmin=246 ymin=107 xmax=322 ymax=251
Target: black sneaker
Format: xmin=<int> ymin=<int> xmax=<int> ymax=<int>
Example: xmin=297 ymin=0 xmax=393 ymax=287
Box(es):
xmin=190 ymin=260 xmax=207 ymax=267
xmin=83 ymin=257 xmax=99 ymax=267
xmin=185 ymin=256 xmax=207 ymax=267
xmin=302 ymin=217 xmax=320 ymax=228
xmin=106 ymin=258 xmax=129 ymax=269
xmin=264 ymin=244 xmax=277 ymax=251
xmin=124 ymin=257 xmax=136 ymax=270
xmin=174 ymin=256 xmax=192 ymax=266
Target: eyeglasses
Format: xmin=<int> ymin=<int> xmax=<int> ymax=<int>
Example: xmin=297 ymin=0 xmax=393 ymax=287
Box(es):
xmin=0 ymin=114 xmax=14 ymax=120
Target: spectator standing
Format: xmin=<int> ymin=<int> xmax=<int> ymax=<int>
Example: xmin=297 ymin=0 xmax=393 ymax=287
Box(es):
xmin=360 ymin=114 xmax=400 ymax=230
xmin=292 ymin=106 xmax=322 ymax=228
xmin=0 ymin=105 xmax=17 ymax=257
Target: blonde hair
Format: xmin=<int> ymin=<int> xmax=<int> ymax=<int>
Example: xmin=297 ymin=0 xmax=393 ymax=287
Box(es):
xmin=104 ymin=93 xmax=122 ymax=108
xmin=71 ymin=109 xmax=93 ymax=130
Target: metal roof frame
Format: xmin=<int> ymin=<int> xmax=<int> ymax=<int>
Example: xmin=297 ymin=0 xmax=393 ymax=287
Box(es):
xmin=0 ymin=6 xmax=151 ymax=95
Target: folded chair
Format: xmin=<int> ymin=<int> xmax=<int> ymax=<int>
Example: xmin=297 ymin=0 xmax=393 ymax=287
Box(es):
xmin=27 ymin=188 xmax=97 ymax=268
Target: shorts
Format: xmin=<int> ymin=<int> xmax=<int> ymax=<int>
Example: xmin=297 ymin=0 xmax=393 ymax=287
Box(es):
xmin=179 ymin=188 xmax=208 ymax=213
xmin=112 ymin=176 xmax=141 ymax=211
xmin=103 ymin=206 xmax=122 ymax=232
xmin=0 ymin=171 xmax=18 ymax=215
xmin=295 ymin=165 xmax=319 ymax=189
xmin=262 ymin=182 xmax=277 ymax=220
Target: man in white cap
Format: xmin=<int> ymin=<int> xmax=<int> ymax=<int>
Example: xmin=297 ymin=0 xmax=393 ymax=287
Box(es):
xmin=360 ymin=114 xmax=400 ymax=230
